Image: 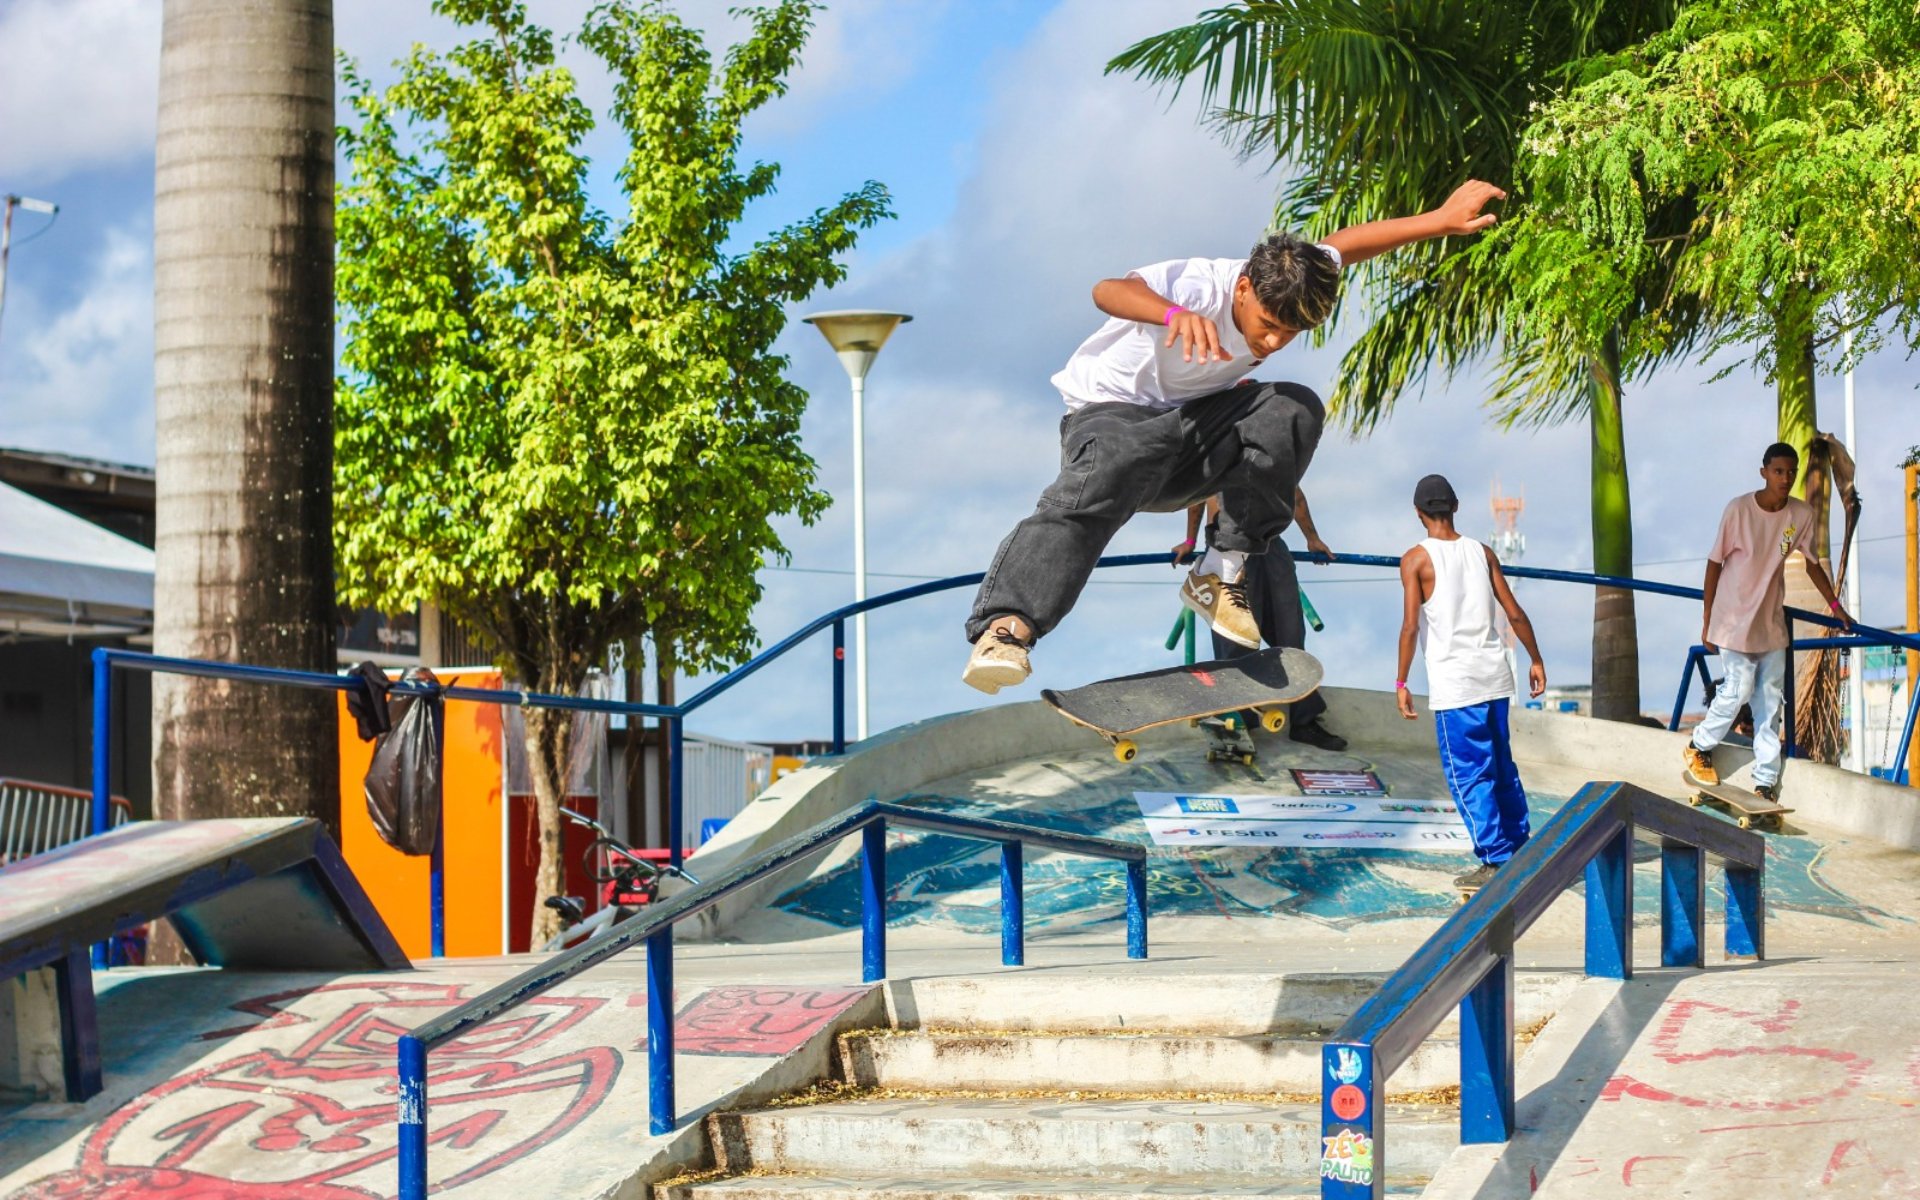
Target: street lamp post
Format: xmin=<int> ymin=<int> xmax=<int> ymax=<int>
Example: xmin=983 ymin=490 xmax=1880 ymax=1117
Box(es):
xmin=802 ymin=310 xmax=912 ymax=742
xmin=0 ymin=194 xmax=60 ymax=341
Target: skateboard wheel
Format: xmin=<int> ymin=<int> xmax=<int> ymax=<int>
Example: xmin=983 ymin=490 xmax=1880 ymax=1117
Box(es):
xmin=1239 ymin=753 xmax=1255 ymax=766
xmin=1259 ymin=709 xmax=1287 ymax=734
xmin=1738 ymin=816 xmax=1752 ymax=829
xmin=1114 ymin=739 xmax=1138 ymax=763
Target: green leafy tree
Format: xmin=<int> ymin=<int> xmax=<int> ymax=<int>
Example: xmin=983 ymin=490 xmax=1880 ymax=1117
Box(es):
xmin=1110 ymin=1 xmax=1682 ymax=721
xmin=336 ymin=0 xmax=891 ymax=945
xmin=1508 ymin=0 xmax=1920 ymax=550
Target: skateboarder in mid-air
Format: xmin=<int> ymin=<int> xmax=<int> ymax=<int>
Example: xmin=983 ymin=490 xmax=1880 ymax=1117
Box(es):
xmin=1395 ymin=475 xmax=1546 ymax=894
xmin=1683 ymin=442 xmax=1852 ymax=803
xmin=960 ymin=181 xmax=1509 ymax=694
xmin=1172 ymin=489 xmax=1347 ymax=751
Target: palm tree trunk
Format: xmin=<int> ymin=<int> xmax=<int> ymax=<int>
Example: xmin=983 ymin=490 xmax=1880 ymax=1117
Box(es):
xmin=152 ymin=0 xmax=338 ymax=836
xmin=1774 ymin=284 xmax=1826 ymax=559
xmin=1589 ymin=333 xmax=1641 ymax=722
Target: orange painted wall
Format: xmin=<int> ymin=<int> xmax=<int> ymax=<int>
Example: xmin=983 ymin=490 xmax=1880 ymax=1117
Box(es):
xmin=337 ymin=670 xmax=506 ymax=958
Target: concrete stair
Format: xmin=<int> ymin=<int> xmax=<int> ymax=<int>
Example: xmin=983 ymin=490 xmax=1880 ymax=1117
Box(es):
xmin=659 ymin=973 xmax=1573 ymax=1199
xmin=700 ymin=1096 xmax=1455 ymax=1179
xmin=839 ymin=1029 xmax=1460 ymax=1094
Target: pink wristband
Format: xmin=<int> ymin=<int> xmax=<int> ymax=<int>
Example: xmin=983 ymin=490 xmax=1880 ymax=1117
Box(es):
xmin=1394 ymin=680 xmax=1407 ymax=690
xmin=1829 ymin=599 xmax=1842 ymax=612
xmin=1162 ymin=305 xmax=1187 ymax=326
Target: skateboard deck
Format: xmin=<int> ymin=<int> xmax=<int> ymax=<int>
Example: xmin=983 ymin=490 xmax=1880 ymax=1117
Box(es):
xmin=1683 ymin=774 xmax=1792 ymax=830
xmin=1042 ymin=647 xmax=1323 ymax=762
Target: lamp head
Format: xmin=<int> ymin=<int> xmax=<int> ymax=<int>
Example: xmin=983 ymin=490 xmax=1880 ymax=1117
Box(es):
xmin=802 ymin=310 xmax=912 ymax=381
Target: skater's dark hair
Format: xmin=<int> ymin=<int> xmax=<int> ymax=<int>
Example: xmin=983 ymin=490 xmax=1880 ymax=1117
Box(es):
xmin=1762 ymin=441 xmax=1799 ymax=468
xmin=1244 ymin=232 xmax=1341 ymax=331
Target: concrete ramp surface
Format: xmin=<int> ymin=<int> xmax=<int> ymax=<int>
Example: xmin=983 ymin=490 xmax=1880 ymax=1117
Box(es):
xmin=0 ymin=819 xmax=406 ymax=975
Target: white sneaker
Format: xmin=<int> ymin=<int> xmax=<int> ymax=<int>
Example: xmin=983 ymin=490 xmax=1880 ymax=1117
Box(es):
xmin=962 ymin=625 xmax=1032 ymax=694
xmin=1181 ymin=568 xmax=1259 ymax=649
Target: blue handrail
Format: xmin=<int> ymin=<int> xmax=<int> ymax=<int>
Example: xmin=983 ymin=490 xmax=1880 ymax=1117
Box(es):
xmin=91 ymin=552 xmax=1920 ymax=961
xmin=393 ymin=797 xmax=1147 ymax=1199
xmin=1317 ymin=781 xmax=1766 ymax=1198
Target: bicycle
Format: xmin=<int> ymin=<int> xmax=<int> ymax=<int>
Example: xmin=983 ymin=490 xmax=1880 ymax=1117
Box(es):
xmin=540 ymin=807 xmax=700 ymax=953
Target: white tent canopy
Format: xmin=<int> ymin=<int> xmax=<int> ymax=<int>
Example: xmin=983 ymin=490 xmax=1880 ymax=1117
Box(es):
xmin=0 ymin=480 xmax=153 ymax=638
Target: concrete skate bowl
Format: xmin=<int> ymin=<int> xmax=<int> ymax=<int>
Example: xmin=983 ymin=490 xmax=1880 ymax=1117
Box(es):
xmin=682 ymin=686 xmax=1920 ymax=953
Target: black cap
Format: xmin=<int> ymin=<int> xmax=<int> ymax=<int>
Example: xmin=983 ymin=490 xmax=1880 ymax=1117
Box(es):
xmin=1414 ymin=474 xmax=1458 ymax=514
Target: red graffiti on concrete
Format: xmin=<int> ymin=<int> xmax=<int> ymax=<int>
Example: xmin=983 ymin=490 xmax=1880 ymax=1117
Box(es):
xmin=637 ymin=986 xmax=868 ymax=1057
xmin=13 ymin=981 xmax=618 ymax=1199
xmin=1598 ymin=998 xmax=1869 ymax=1112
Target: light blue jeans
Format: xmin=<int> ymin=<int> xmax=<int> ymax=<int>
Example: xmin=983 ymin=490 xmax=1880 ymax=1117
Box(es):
xmin=1692 ymin=647 xmax=1787 ymax=787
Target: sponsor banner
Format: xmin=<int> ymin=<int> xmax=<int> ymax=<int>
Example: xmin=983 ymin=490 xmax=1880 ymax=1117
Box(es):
xmin=1135 ymin=791 xmax=1470 ymax=849
xmin=1292 ymin=768 xmax=1388 ymax=797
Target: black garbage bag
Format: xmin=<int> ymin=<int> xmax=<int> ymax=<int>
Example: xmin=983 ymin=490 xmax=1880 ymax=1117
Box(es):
xmin=365 ymin=666 xmax=443 ymax=856
xmin=345 ymin=660 xmax=395 ymax=741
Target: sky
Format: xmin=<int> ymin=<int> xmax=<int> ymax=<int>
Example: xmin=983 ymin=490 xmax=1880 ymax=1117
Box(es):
xmin=0 ymin=0 xmax=1913 ymax=755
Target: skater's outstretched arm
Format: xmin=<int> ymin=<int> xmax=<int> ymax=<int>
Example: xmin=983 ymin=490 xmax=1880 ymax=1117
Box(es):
xmin=1484 ymin=545 xmax=1547 ymax=698
xmin=1322 ymin=180 xmax=1507 ymax=267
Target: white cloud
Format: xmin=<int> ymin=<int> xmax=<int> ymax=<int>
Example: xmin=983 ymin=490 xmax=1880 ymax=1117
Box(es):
xmin=0 ymin=0 xmax=161 ymax=185
xmin=0 ymin=225 xmax=155 ymax=463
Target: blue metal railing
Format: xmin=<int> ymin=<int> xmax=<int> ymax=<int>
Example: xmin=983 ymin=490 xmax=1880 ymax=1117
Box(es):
xmin=1667 ymin=626 xmax=1920 ymax=782
xmin=393 ymin=798 xmax=1147 ymax=1199
xmin=1317 ymin=781 xmax=1767 ymax=1199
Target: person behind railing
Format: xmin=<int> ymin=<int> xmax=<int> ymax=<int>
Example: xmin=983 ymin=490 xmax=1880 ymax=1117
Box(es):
xmin=1394 ymin=474 xmax=1547 ymax=895
xmin=957 ymin=181 xmax=1509 ymax=694
xmin=1169 ymin=489 xmax=1348 ymax=751
xmin=1683 ymin=441 xmax=1853 ymax=803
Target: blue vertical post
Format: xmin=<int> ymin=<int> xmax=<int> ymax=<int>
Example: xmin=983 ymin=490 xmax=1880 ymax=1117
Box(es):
xmin=1725 ymin=863 xmax=1766 ymax=959
xmin=429 ymin=694 xmax=446 ymax=959
xmin=832 ymin=620 xmax=846 ymax=755
xmin=1895 ymin=675 xmax=1920 ymax=786
xmin=1668 ymin=648 xmax=1701 ymax=732
xmin=1458 ymin=954 xmax=1514 ymax=1143
xmin=1783 ymin=615 xmax=1797 ymax=758
xmin=861 ymin=820 xmax=886 ymax=982
xmin=1000 ymin=841 xmax=1024 ymax=966
xmin=1660 ymin=841 xmax=1705 ymax=968
xmin=89 ymin=650 xmax=112 ymax=969
xmin=52 ymin=947 xmax=101 ymax=1101
xmin=396 ymin=1034 xmax=428 ymax=1200
xmin=647 ymin=928 xmax=675 ymax=1134
xmin=668 ymin=717 xmax=685 ymax=870
xmin=1319 ymin=1041 xmax=1383 ymax=1199
xmin=1583 ymin=821 xmax=1632 ymax=980
xmin=1125 ymin=859 xmax=1147 ymax=959
xmin=90 ymin=650 xmax=111 ymax=837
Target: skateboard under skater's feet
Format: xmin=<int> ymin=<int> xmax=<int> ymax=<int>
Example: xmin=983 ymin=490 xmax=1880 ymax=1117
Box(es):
xmin=1683 ymin=774 xmax=1792 ymax=831
xmin=1041 ymin=647 xmax=1323 ymax=763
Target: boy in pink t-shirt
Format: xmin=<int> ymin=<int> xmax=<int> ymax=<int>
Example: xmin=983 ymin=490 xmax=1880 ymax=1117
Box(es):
xmin=1683 ymin=442 xmax=1852 ymax=800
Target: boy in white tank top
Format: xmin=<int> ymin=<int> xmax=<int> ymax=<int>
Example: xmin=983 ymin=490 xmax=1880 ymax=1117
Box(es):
xmin=1394 ymin=475 xmax=1547 ymax=893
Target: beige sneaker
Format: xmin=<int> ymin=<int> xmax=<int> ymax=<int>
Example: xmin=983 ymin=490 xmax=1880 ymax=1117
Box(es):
xmin=1682 ymin=744 xmax=1719 ymax=788
xmin=962 ymin=621 xmax=1032 ymax=695
xmin=1182 ymin=567 xmax=1259 ymax=649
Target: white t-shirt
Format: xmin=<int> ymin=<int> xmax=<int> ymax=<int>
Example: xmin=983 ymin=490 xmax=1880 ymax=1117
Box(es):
xmin=1050 ymin=247 xmax=1341 ymax=412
